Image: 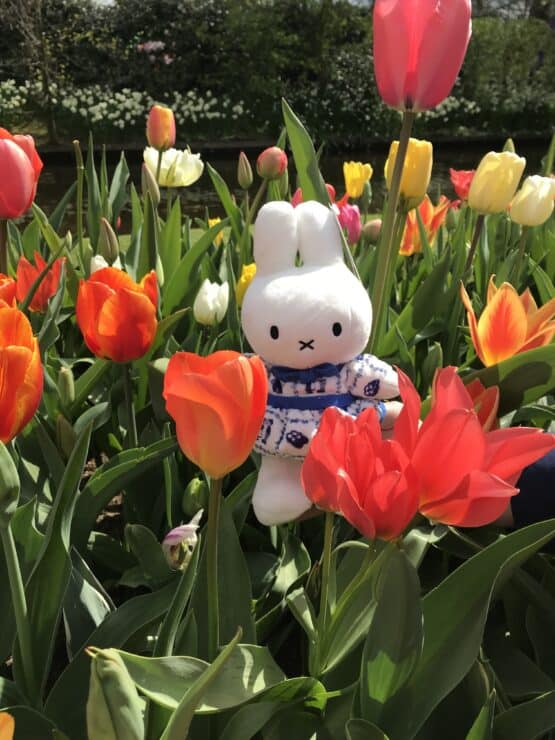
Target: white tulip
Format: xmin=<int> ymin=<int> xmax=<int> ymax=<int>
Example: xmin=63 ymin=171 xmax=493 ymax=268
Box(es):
xmin=90 ymin=255 xmax=122 ymax=273
xmin=143 ymin=146 xmax=204 ymax=187
xmin=510 ymin=175 xmax=555 ymax=226
xmin=193 ymin=279 xmax=229 ymax=326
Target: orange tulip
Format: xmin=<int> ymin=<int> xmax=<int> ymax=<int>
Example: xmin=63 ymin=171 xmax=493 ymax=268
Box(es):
xmin=0 ymin=713 xmax=15 ymax=740
xmin=76 ymin=267 xmax=158 ymax=363
xmin=163 ymin=351 xmax=267 ymax=479
xmin=0 ymin=274 xmax=16 ymax=305
xmin=0 ymin=304 xmax=43 ymax=443
xmin=399 ymin=195 xmax=452 ymax=256
xmin=15 ymin=251 xmax=64 ymax=311
xmin=146 ymin=104 xmax=176 ymax=151
xmin=460 ymin=276 xmax=555 ymax=367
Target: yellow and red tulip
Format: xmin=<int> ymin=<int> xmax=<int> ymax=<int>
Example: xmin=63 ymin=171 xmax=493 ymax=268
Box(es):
xmin=0 ymin=303 xmax=43 ymax=443
xmin=460 ymin=276 xmax=555 ymax=367
xmin=399 ymin=194 xmax=452 ymax=256
xmin=76 ymin=267 xmax=158 ymax=363
xmin=163 ymin=351 xmax=267 ymax=479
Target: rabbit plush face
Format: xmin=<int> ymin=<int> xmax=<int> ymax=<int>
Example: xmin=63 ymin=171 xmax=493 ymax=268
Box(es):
xmin=242 ymin=201 xmax=372 ymax=369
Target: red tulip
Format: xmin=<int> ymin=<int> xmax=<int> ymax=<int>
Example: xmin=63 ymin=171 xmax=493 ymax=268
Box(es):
xmin=301 ymin=406 xmax=418 ymax=541
xmin=395 ymin=367 xmax=555 ymax=526
xmin=449 ymin=168 xmax=475 ymax=201
xmin=0 ymin=303 xmax=43 ymax=443
xmin=0 ymin=128 xmax=43 ymax=219
xmin=291 ymin=183 xmax=336 ymax=207
xmin=15 ymin=252 xmax=64 ymax=312
xmin=373 ymin=0 xmax=472 ymax=111
xmin=163 ymin=351 xmax=267 ymax=479
xmin=0 ymin=275 xmax=16 ymax=305
xmin=76 ymin=267 xmax=158 ymax=362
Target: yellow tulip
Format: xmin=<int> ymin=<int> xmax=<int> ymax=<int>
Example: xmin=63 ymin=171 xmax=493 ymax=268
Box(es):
xmin=384 ymin=138 xmax=433 ymax=209
xmin=208 ymin=217 xmax=224 ymax=246
xmin=343 ymin=161 xmax=373 ymax=199
xmin=460 ymin=275 xmax=555 ymax=367
xmin=235 ymin=263 xmax=256 ymax=306
xmin=510 ymin=175 xmax=555 ymax=226
xmin=468 ymin=151 xmax=526 ymax=214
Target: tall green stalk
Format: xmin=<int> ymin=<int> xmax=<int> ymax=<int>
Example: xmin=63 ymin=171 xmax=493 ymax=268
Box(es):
xmin=122 ymin=363 xmax=139 ymax=449
xmin=73 ymin=140 xmax=86 ymax=274
xmin=206 ymin=476 xmax=222 ymax=661
xmin=369 ymin=110 xmax=416 ymax=351
xmin=318 ymin=512 xmax=334 ymax=640
xmin=0 ymin=524 xmax=40 ymax=706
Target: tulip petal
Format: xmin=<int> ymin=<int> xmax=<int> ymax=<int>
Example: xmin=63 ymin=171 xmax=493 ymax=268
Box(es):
xmin=420 ymin=471 xmax=516 ymax=527
xmin=460 ymin=283 xmax=487 ymax=365
xmin=476 ymin=283 xmax=528 ymax=366
xmin=431 ymin=366 xmax=474 ymax=418
xmin=0 ymin=305 xmax=35 ymax=349
xmin=0 ymin=343 xmax=42 ymax=443
xmin=0 ymin=139 xmax=36 ymax=219
xmin=518 ymin=323 xmax=555 ymax=353
xmin=394 ymin=367 xmax=421 ymax=454
xmin=484 ymin=428 xmax=555 ymax=484
xmin=523 ymin=295 xmax=555 ymax=338
xmin=336 ymin=471 xmax=376 ymax=540
xmin=96 ymin=289 xmax=157 ymax=362
xmin=139 ymin=271 xmax=158 ymax=309
xmin=76 ymin=279 xmax=114 ymax=357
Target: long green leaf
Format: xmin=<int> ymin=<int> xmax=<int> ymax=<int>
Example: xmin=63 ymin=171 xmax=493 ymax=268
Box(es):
xmin=282 ymin=98 xmax=329 ymax=205
xmin=466 ymin=691 xmax=495 ymax=739
xmin=206 ymin=164 xmax=243 ymax=242
xmin=493 ymin=691 xmax=555 ymax=739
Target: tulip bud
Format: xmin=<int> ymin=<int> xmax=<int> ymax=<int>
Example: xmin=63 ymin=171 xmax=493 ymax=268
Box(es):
xmin=360 ymin=179 xmax=373 ymax=214
xmin=162 ymin=509 xmax=203 ymax=570
xmin=90 ymin=255 xmax=122 ymax=274
xmin=193 ymin=279 xmax=229 ymax=326
xmin=86 ymin=647 xmax=144 ymax=740
xmin=510 ymin=175 xmax=555 ymax=227
xmin=237 ymin=151 xmax=253 ymax=190
xmin=256 ymin=146 xmax=288 ymax=181
xmin=235 ymin=263 xmax=256 ymax=307
xmin=98 ymin=218 xmax=119 ymax=265
xmin=503 ymin=138 xmax=516 ymax=153
xmin=56 ymin=414 xmax=77 ymax=460
xmin=146 ymin=104 xmax=176 ymax=151
xmin=57 ymin=366 xmax=75 ymax=407
xmin=384 ymin=138 xmax=433 ymax=210
xmin=182 ymin=476 xmax=209 ymax=518
xmin=362 ymin=218 xmax=382 ymax=244
xmin=0 ymin=443 xmax=19 ymax=528
xmin=468 ymin=151 xmax=526 ymax=215
xmin=141 ymin=163 xmax=160 ymax=208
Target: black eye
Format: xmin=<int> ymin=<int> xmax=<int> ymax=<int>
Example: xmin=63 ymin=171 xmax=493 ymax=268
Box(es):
xmin=332 ymin=322 xmax=342 ymax=337
xmin=270 ymin=325 xmax=279 ymax=340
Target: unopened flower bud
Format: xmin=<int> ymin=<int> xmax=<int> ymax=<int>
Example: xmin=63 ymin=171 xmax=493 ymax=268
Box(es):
xmin=256 ymin=146 xmax=288 ymax=181
xmin=360 ymin=179 xmax=373 ymax=213
xmin=503 ymin=138 xmax=516 ymax=153
xmin=162 ymin=510 xmax=203 ymax=570
xmin=0 ymin=443 xmax=19 ymax=527
xmin=362 ymin=218 xmax=382 ymax=244
xmin=86 ymin=647 xmax=144 ymax=740
xmin=90 ymin=255 xmax=122 ymax=274
xmin=141 ymin=162 xmax=160 ymax=208
xmin=57 ymin=366 xmax=75 ymax=408
xmin=193 ymin=279 xmax=229 ymax=326
xmin=98 ymin=218 xmax=119 ymax=265
xmin=182 ymin=477 xmax=208 ymax=517
xmin=146 ymin=104 xmax=176 ymax=151
xmin=237 ymin=151 xmax=253 ymax=190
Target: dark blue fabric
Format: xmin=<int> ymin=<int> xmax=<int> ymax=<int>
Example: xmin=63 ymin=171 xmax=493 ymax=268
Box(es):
xmin=271 ymin=362 xmax=345 ymax=384
xmin=511 ymin=448 xmax=555 ymax=527
xmin=267 ymin=392 xmax=354 ymax=411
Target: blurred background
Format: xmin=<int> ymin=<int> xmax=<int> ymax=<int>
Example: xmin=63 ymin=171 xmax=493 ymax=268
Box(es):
xmin=0 ymin=0 xmax=552 ymax=215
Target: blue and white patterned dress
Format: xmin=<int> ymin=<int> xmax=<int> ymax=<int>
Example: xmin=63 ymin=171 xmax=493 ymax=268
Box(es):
xmin=255 ymin=354 xmax=399 ymax=459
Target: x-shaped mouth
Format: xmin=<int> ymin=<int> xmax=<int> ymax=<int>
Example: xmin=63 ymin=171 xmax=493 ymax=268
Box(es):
xmin=299 ymin=339 xmax=315 ymax=351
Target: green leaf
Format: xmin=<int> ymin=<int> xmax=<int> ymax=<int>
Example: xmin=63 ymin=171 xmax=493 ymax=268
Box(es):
xmin=382 ymin=520 xmax=555 ymax=740
xmin=70 ymin=358 xmax=111 ymax=414
xmin=206 ymin=164 xmax=243 ymax=242
xmin=108 ymin=152 xmax=130 ymax=224
xmin=50 ymin=182 xmax=78 ymax=234
xmin=286 ymin=587 xmax=317 ymax=642
xmin=463 ymin=345 xmax=555 ymax=416
xmin=163 ymin=219 xmax=227 ymax=315
xmin=281 ymin=98 xmax=329 ymax=205
xmin=123 ymin=524 xmax=173 ymax=589
xmin=0 ymin=677 xmax=23 ymax=708
xmin=360 ymin=548 xmax=423 ymax=727
xmin=85 ymin=135 xmax=102 ymax=249
xmin=160 ymin=628 xmax=243 ymax=740
xmin=159 ymin=198 xmax=184 ymax=279
xmin=72 ymin=437 xmax=179 ymax=552
xmin=346 ymin=718 xmax=390 ymax=740
xmin=13 ymin=425 xmax=92 ymax=705
xmin=493 ymin=691 xmax=555 ymax=740
xmin=466 ymin=691 xmax=495 ymax=740
xmin=220 ymin=703 xmax=284 ymax=740
xmin=138 ymin=193 xmax=159 ymax=279
xmin=45 ymin=581 xmax=177 ymax=738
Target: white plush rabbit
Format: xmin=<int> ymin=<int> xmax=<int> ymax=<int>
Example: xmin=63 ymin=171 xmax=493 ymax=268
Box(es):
xmin=242 ymin=200 xmax=401 ymax=525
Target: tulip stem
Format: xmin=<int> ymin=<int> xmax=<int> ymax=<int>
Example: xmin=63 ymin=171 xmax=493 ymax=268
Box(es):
xmin=155 ymin=150 xmax=163 ymax=184
xmin=207 ymin=476 xmax=222 ymax=661
xmin=0 ymin=524 xmax=40 ymax=707
xmin=464 ymin=214 xmax=485 ymax=275
xmin=0 ymin=219 xmax=8 ymax=275
xmin=122 ymin=363 xmax=139 ymax=449
xmin=240 ymin=179 xmax=267 ymax=263
xmin=369 ymin=109 xmax=416 ymax=351
xmin=73 ymin=141 xmax=86 ymax=274
xmin=318 ymin=512 xmax=334 ymax=639
xmin=511 ymin=226 xmax=529 ymax=288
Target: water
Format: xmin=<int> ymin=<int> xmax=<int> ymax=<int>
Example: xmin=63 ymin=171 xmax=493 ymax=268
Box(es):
xmin=35 ymin=139 xmax=549 ymax=228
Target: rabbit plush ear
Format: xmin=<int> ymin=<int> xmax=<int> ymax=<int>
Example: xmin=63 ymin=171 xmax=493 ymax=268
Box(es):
xmin=253 ymin=201 xmax=298 ymax=275
xmin=296 ymin=201 xmax=344 ymax=267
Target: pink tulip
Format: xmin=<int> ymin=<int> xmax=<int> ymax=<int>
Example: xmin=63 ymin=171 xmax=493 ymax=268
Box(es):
xmin=336 ymin=200 xmax=362 ymax=245
xmin=373 ymin=0 xmax=472 ymax=111
xmin=0 ymin=129 xmax=43 ymax=219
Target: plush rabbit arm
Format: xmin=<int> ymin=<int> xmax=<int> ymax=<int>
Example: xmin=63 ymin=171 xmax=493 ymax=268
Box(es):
xmin=345 ymin=354 xmax=399 ymax=400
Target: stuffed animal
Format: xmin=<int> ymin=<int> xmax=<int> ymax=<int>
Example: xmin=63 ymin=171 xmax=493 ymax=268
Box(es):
xmin=241 ymin=200 xmax=401 ymax=525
